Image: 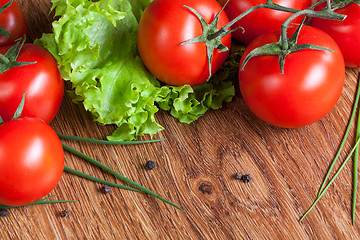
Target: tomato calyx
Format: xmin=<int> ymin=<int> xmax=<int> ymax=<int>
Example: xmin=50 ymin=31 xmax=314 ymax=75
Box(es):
xmin=179 ymin=1 xmax=236 ymax=82
xmin=0 ymin=92 xmax=25 ymax=124
xmin=0 ymin=0 xmax=12 ymax=38
xmin=0 ymin=36 xmax=36 ymax=74
xmin=240 ymin=20 xmax=333 ymax=74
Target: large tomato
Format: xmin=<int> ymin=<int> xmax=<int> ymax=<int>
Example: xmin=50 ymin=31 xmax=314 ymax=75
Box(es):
xmin=217 ymin=0 xmax=312 ymax=45
xmin=239 ymin=25 xmax=345 ymax=128
xmin=137 ymin=0 xmax=231 ymax=87
xmin=0 ymin=118 xmax=64 ymax=206
xmin=311 ymin=3 xmax=360 ymax=68
xmin=0 ymin=43 xmax=64 ymax=123
xmin=0 ymin=0 xmax=27 ymax=46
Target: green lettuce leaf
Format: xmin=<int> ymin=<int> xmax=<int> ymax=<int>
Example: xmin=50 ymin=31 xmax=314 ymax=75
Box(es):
xmin=36 ymin=0 xmax=236 ymax=140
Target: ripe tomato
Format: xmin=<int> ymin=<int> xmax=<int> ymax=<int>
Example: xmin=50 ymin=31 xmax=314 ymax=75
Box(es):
xmin=0 ymin=43 xmax=64 ymax=123
xmin=239 ymin=25 xmax=345 ymax=128
xmin=0 ymin=118 xmax=64 ymax=206
xmin=311 ymin=3 xmax=360 ymax=68
xmin=137 ymin=0 xmax=231 ymax=87
xmin=217 ymin=0 xmax=312 ymax=45
xmin=0 ymin=0 xmax=27 ymax=46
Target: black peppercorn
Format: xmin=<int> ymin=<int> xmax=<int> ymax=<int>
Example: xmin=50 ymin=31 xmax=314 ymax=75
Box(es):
xmin=241 ymin=174 xmax=252 ymax=183
xmin=145 ymin=160 xmax=156 ymax=170
xmin=61 ymin=209 xmax=70 ymax=218
xmin=102 ymin=185 xmax=111 ymax=193
xmin=234 ymin=173 xmax=243 ymax=180
xmin=0 ymin=209 xmax=8 ymax=217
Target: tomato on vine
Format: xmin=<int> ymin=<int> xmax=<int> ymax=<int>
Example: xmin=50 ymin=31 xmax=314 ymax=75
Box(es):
xmin=312 ymin=2 xmax=360 ymax=68
xmin=0 ymin=117 xmax=64 ymax=207
xmin=137 ymin=0 xmax=231 ymax=87
xmin=0 ymin=0 xmax=27 ymax=46
xmin=239 ymin=25 xmax=345 ymax=128
xmin=0 ymin=38 xmax=64 ymax=123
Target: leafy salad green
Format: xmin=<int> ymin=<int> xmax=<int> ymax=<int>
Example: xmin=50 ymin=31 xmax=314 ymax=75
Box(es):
xmin=36 ymin=0 xmax=236 ymax=140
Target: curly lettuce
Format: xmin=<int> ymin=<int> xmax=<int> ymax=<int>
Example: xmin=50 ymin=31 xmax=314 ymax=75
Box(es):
xmin=36 ymin=0 xmax=236 ymax=140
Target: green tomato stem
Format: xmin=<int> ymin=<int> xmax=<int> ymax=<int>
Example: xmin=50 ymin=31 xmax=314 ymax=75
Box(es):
xmin=212 ymin=0 xmax=345 ymax=41
xmin=62 ymin=143 xmax=184 ymax=211
xmin=0 ymin=36 xmax=37 ymax=74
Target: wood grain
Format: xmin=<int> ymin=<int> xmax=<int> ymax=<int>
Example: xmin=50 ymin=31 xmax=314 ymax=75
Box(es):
xmin=1 ymin=0 xmax=360 ymax=239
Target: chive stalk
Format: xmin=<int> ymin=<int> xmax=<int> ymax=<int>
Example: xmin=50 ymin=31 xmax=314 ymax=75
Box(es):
xmin=352 ymin=105 xmax=360 ymax=224
xmin=317 ymin=80 xmax=360 ymax=196
xmin=62 ymin=143 xmax=183 ymax=211
xmin=0 ymin=195 xmax=74 ymax=209
xmin=57 ymin=132 xmax=165 ymax=145
xmin=64 ymin=166 xmax=143 ymax=193
xmin=301 ymin=75 xmax=360 ymax=221
xmin=300 ymin=137 xmax=360 ymax=221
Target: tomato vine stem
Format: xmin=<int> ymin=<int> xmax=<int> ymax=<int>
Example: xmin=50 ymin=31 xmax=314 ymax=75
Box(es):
xmin=211 ymin=0 xmax=346 ymax=41
xmin=330 ymin=0 xmax=360 ymax=11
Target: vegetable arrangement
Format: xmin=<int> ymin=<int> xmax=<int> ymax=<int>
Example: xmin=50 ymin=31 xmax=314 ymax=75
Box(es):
xmin=35 ymin=0 xmax=235 ymax=141
xmin=1 ymin=0 xmax=360 ymax=228
xmin=0 ymin=0 xmax=182 ymax=212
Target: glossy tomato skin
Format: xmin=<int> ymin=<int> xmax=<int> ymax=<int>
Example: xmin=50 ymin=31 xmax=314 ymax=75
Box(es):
xmin=217 ymin=0 xmax=312 ymax=45
xmin=0 ymin=118 xmax=64 ymax=206
xmin=311 ymin=3 xmax=360 ymax=68
xmin=137 ymin=0 xmax=231 ymax=87
xmin=0 ymin=43 xmax=64 ymax=123
xmin=239 ymin=25 xmax=345 ymax=128
xmin=0 ymin=0 xmax=27 ymax=46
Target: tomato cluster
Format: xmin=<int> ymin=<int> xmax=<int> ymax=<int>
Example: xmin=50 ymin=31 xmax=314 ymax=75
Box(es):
xmin=0 ymin=0 xmax=64 ymax=207
xmin=137 ymin=0 xmax=357 ymax=128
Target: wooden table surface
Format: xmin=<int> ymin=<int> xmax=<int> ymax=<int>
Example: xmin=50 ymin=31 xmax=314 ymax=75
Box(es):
xmin=2 ymin=0 xmax=360 ymax=239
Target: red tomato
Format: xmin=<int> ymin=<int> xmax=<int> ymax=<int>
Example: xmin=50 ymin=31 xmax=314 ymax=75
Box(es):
xmin=217 ymin=0 xmax=312 ymax=45
xmin=0 ymin=43 xmax=64 ymax=123
xmin=137 ymin=0 xmax=231 ymax=87
xmin=0 ymin=118 xmax=64 ymax=206
xmin=0 ymin=0 xmax=27 ymax=46
xmin=239 ymin=25 xmax=345 ymax=128
xmin=311 ymin=3 xmax=360 ymax=68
